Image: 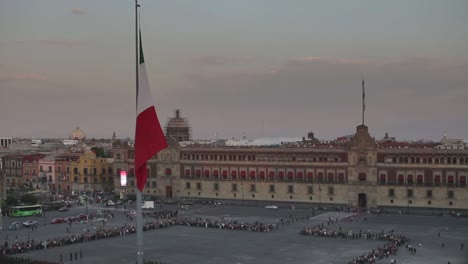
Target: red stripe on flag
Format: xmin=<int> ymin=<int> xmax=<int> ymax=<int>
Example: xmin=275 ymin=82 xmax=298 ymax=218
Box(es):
xmin=135 ymin=106 xmax=167 ymax=192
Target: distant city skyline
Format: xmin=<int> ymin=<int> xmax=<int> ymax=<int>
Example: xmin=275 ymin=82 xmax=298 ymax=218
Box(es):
xmin=1 ymin=0 xmax=467 ymax=141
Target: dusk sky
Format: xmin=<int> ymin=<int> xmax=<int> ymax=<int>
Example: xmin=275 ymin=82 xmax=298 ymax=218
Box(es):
xmin=1 ymin=0 xmax=467 ymax=141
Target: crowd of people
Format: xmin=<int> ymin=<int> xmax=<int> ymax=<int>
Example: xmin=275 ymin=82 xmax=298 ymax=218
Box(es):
xmin=300 ymin=225 xmax=400 ymax=241
xmin=0 ymin=256 xmax=60 ymax=264
xmin=142 ymin=210 xmax=179 ymax=219
xmin=143 ymin=260 xmax=169 ymax=264
xmin=172 ymin=216 xmax=278 ymax=232
xmin=1 ymin=214 xmax=278 ymax=257
xmin=299 ymin=225 xmax=409 ymax=264
xmin=347 ymin=233 xmax=408 ymax=264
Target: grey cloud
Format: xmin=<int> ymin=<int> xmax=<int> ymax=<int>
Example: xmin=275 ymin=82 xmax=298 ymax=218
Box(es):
xmin=0 ymin=73 xmax=48 ymax=82
xmin=39 ymin=39 xmax=80 ymax=46
xmin=177 ymin=56 xmax=468 ymax=140
xmin=191 ymin=55 xmax=230 ymax=66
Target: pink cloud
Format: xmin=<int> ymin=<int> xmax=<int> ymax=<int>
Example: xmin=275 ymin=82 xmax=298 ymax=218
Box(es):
xmin=71 ymin=8 xmax=86 ymax=15
xmin=0 ymin=73 xmax=48 ymax=82
xmin=191 ymin=55 xmax=229 ymax=66
xmin=292 ymin=56 xmax=375 ymax=65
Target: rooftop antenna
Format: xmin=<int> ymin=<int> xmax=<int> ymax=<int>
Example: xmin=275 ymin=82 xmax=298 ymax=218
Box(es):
xmin=361 ymin=78 xmax=365 ymax=125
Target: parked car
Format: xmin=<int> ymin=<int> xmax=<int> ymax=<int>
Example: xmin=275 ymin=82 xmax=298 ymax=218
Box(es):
xmin=58 ymin=207 xmax=69 ymax=212
xmin=22 ymin=220 xmax=38 ymax=227
xmin=265 ymin=205 xmax=279 ymax=210
xmin=106 ymin=200 xmax=115 ymax=206
xmin=50 ymin=218 xmax=65 ymax=224
xmin=9 ymin=222 xmax=20 ymax=230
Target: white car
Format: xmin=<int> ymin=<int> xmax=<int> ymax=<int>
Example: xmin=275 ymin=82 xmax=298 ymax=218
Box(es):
xmin=106 ymin=200 xmax=115 ymax=206
xmin=265 ymin=205 xmax=278 ymax=210
xmin=22 ymin=220 xmax=38 ymax=227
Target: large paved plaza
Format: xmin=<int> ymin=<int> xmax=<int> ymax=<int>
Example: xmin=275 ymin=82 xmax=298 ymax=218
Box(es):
xmin=1 ymin=203 xmax=467 ymax=264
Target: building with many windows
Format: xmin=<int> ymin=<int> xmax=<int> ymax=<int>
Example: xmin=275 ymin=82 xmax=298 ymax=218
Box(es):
xmin=113 ymin=111 xmax=468 ymax=210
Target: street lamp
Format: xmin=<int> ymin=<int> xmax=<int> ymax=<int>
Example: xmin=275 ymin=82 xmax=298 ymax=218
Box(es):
xmin=319 ymin=184 xmax=322 ymax=209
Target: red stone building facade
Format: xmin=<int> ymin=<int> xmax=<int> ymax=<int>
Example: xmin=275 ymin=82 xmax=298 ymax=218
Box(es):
xmin=113 ymin=113 xmax=468 ymax=210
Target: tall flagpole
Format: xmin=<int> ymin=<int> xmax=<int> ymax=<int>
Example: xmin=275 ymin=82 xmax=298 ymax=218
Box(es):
xmin=135 ymin=1 xmax=144 ymax=264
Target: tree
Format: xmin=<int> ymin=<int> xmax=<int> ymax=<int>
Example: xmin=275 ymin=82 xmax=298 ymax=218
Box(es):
xmin=91 ymin=147 xmax=107 ymax=157
xmin=20 ymin=194 xmax=38 ymax=205
xmin=5 ymin=195 xmax=18 ymax=206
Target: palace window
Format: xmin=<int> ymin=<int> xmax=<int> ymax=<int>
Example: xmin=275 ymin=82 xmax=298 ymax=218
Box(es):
xmin=288 ymin=185 xmax=294 ymax=193
xmin=249 ymin=171 xmax=256 ymax=180
xmin=397 ymin=174 xmax=404 ymax=184
xmin=358 ymin=173 xmax=366 ymax=182
xmin=434 ymin=175 xmax=441 ymax=185
xmin=460 ymin=176 xmax=466 ymax=186
xmin=308 ymin=186 xmax=313 ymax=194
xmin=426 ymin=190 xmax=432 ymax=198
xmin=196 ymin=182 xmax=201 ymax=190
xmin=407 ymin=175 xmax=413 ymax=184
xmin=380 ymin=174 xmax=386 ymax=183
xmin=213 ymin=183 xmax=219 ymax=191
xmin=185 ymin=182 xmax=191 ymax=189
xmin=269 ymin=184 xmax=275 ymax=193
xmin=417 ymin=175 xmax=423 ymax=185
xmin=317 ymin=172 xmax=324 ymax=182
xmin=232 ymin=183 xmax=237 ymax=192
xmin=448 ymin=190 xmax=454 ymax=199
xmin=250 ymin=184 xmax=256 ymax=192
xmin=447 ymin=175 xmax=454 ymax=186
xmin=328 ymin=187 xmax=334 ymax=195
xmin=388 ymin=189 xmax=395 ymax=197
xmin=338 ymin=173 xmax=345 ymax=182
xmin=407 ymin=189 xmax=414 ymax=198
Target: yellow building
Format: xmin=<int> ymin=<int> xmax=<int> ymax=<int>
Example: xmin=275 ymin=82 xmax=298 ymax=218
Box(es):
xmin=70 ymin=151 xmax=113 ymax=191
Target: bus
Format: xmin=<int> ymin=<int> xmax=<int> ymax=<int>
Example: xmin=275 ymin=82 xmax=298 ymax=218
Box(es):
xmin=9 ymin=205 xmax=43 ymax=217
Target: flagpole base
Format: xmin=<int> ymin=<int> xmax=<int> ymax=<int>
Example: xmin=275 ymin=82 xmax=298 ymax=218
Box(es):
xmin=136 ymin=189 xmax=144 ymax=264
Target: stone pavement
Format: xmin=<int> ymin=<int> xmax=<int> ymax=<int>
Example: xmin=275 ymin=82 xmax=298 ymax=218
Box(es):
xmin=2 ymin=204 xmax=467 ymax=264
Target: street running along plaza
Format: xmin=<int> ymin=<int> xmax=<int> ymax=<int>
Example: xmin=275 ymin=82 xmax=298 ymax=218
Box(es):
xmin=1 ymin=203 xmax=467 ymax=264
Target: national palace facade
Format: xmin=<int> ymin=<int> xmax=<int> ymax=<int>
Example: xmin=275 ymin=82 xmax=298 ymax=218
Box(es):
xmin=113 ymin=110 xmax=468 ymax=210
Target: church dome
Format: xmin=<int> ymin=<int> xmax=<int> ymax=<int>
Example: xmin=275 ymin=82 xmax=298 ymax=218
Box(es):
xmin=167 ymin=109 xmax=190 ymax=128
xmin=165 ymin=109 xmax=191 ymax=141
xmin=70 ymin=126 xmax=86 ymax=140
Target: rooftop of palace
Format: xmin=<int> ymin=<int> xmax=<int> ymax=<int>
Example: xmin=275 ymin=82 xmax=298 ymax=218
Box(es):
xmin=177 ymin=138 xmax=468 ymax=153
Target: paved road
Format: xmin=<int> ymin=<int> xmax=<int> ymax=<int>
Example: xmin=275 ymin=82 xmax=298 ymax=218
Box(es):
xmin=1 ymin=203 xmax=467 ymax=264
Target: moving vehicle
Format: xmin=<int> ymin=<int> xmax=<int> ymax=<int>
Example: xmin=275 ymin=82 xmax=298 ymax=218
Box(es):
xmin=8 ymin=222 xmax=20 ymax=230
xmin=181 ymin=199 xmax=194 ymax=205
xmin=9 ymin=205 xmax=43 ymax=217
xmin=265 ymin=205 xmax=279 ymax=210
xmin=58 ymin=207 xmax=69 ymax=212
xmin=22 ymin=220 xmax=38 ymax=227
xmin=142 ymin=201 xmax=154 ymax=209
xmin=50 ymin=218 xmax=65 ymax=224
xmin=106 ymin=200 xmax=115 ymax=206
